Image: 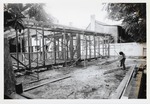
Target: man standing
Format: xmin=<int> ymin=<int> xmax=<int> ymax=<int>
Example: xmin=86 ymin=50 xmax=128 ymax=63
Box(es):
xmin=119 ymin=51 xmax=126 ymax=70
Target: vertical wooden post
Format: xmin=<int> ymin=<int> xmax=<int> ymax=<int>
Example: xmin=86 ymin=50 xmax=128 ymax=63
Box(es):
xmin=36 ymin=25 xmax=39 ymax=80
xmin=89 ymin=35 xmax=91 ymax=58
xmin=108 ymin=38 xmax=110 ymax=58
xmin=42 ymin=27 xmax=45 ymax=66
xmin=76 ymin=33 xmax=81 ymax=60
xmin=98 ymin=36 xmax=100 ymax=57
xmin=30 ymin=35 xmax=32 ymax=59
xmin=63 ymin=32 xmax=66 ymax=64
xmin=27 ymin=28 xmax=31 ymax=69
xmin=83 ymin=33 xmax=87 ymax=67
xmin=70 ymin=34 xmax=73 ymax=60
xmin=61 ymin=35 xmax=64 ymax=60
xmin=102 ymin=37 xmax=104 ymax=56
xmin=105 ymin=38 xmax=107 ymax=57
xmin=94 ymin=34 xmax=96 ymax=58
xmin=66 ymin=34 xmax=69 ymax=60
xmin=57 ymin=38 xmax=60 ymax=59
xmin=53 ymin=33 xmax=56 ymax=64
xmin=44 ymin=36 xmax=47 ymax=59
xmin=39 ymin=37 xmax=41 ymax=60
xmin=15 ymin=30 xmax=19 ymax=70
xmin=85 ymin=35 xmax=87 ymax=59
xmin=20 ymin=37 xmax=23 ymax=62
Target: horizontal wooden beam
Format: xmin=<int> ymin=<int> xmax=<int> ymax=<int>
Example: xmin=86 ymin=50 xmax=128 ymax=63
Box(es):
xmin=24 ymin=75 xmax=71 ymax=92
xmin=5 ymin=93 xmax=27 ymax=99
xmin=109 ymin=65 xmax=135 ymax=99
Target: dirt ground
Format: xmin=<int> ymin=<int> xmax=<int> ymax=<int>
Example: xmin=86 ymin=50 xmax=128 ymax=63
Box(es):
xmin=16 ymin=57 xmax=146 ymax=99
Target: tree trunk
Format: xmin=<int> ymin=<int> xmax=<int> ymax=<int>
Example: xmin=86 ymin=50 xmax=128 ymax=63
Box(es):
xmin=4 ymin=38 xmax=16 ymax=96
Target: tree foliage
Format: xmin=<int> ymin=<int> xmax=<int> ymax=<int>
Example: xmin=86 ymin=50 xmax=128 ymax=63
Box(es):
xmin=27 ymin=3 xmax=53 ymax=22
xmin=4 ymin=3 xmax=53 ymax=32
xmin=4 ymin=4 xmax=26 ymax=32
xmin=106 ymin=3 xmax=146 ymax=43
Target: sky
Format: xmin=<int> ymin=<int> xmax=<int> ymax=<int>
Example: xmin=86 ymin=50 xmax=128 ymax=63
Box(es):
xmin=44 ymin=0 xmax=122 ymax=29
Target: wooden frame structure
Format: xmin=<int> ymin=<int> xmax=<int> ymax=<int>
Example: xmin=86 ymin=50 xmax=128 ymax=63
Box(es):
xmin=10 ymin=19 xmax=111 ymax=79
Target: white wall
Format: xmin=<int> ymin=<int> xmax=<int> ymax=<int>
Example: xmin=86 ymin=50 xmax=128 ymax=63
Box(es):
xmin=86 ymin=15 xmax=119 ymax=43
xmin=95 ymin=23 xmax=118 ymax=43
xmin=109 ymin=42 xmax=146 ymax=56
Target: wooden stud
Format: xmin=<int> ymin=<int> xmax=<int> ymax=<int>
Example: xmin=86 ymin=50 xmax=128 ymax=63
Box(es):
xmin=76 ymin=33 xmax=81 ymax=60
xmin=53 ymin=33 xmax=56 ymax=64
xmin=42 ymin=27 xmax=45 ymax=66
xmin=61 ymin=35 xmax=64 ymax=60
xmin=70 ymin=33 xmax=73 ymax=60
xmin=66 ymin=33 xmax=69 ymax=60
xmin=57 ymin=38 xmax=60 ymax=59
xmin=39 ymin=37 xmax=42 ymax=60
xmin=27 ymin=28 xmax=31 ymax=69
xmin=63 ymin=31 xmax=66 ymax=63
xmin=98 ymin=36 xmax=100 ymax=57
xmin=85 ymin=35 xmax=87 ymax=59
xmin=108 ymin=38 xmax=110 ymax=58
xmin=36 ymin=25 xmax=39 ymax=80
xmin=89 ymin=35 xmax=91 ymax=58
xmin=15 ymin=30 xmax=19 ymax=70
xmin=44 ymin=35 xmax=47 ymax=59
xmin=20 ymin=37 xmax=23 ymax=62
xmin=94 ymin=35 xmax=96 ymax=58
xmin=102 ymin=37 xmax=104 ymax=56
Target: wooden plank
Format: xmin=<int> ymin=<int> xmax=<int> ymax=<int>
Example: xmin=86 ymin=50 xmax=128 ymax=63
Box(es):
xmin=36 ymin=24 xmax=39 ymax=80
xmin=102 ymin=37 xmax=104 ymax=56
xmin=27 ymin=28 xmax=31 ymax=69
xmin=70 ymin=34 xmax=74 ymax=60
xmin=20 ymin=37 xmax=23 ymax=62
xmin=120 ymin=64 xmax=142 ymax=99
xmin=135 ymin=71 xmax=143 ymax=98
xmin=16 ymin=30 xmax=19 ymax=70
xmin=63 ymin=33 xmax=67 ymax=63
xmin=128 ymin=69 xmax=144 ymax=99
xmin=104 ymin=65 xmax=131 ymax=75
xmin=66 ymin=34 xmax=69 ymax=60
xmin=89 ymin=35 xmax=91 ymax=58
xmin=121 ymin=75 xmax=133 ymax=99
xmin=76 ymin=33 xmax=81 ymax=59
xmin=57 ymin=38 xmax=60 ymax=59
xmin=42 ymin=27 xmax=45 ymax=66
xmin=94 ymin=35 xmax=96 ymax=58
xmin=121 ymin=66 xmax=135 ymax=99
xmin=108 ymin=39 xmax=110 ymax=57
xmin=24 ymin=75 xmax=71 ymax=92
xmin=21 ymin=92 xmax=39 ymax=99
xmin=109 ymin=66 xmax=135 ymax=99
xmin=85 ymin=35 xmax=87 ymax=59
xmin=6 ymin=93 xmax=27 ymax=99
xmin=98 ymin=37 xmax=100 ymax=57
xmin=54 ymin=33 xmax=56 ymax=64
xmin=39 ymin=37 xmax=42 ymax=60
xmin=11 ymin=55 xmax=28 ymax=69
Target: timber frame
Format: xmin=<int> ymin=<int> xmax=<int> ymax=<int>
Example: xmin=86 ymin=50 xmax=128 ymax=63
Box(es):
xmin=9 ymin=19 xmax=111 ymax=79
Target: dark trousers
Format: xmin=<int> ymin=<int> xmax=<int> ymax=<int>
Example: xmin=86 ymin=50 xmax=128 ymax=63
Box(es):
xmin=120 ymin=58 xmax=126 ymax=70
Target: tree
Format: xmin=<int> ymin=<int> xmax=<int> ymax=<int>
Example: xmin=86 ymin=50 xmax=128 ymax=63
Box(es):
xmin=4 ymin=3 xmax=53 ymax=97
xmin=5 ymin=3 xmax=53 ymax=23
xmin=27 ymin=3 xmax=54 ymax=22
xmin=4 ymin=4 xmax=26 ymax=97
xmin=105 ymin=3 xmax=146 ymax=43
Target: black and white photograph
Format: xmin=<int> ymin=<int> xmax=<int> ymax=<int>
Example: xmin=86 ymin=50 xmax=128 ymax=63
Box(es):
xmin=2 ymin=0 xmax=149 ymax=102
